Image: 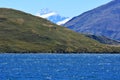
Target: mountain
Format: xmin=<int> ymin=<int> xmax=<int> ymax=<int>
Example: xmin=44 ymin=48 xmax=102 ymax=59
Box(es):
xmin=0 ymin=8 xmax=120 ymax=53
xmin=37 ymin=8 xmax=70 ymax=25
xmin=85 ymin=35 xmax=120 ymax=45
xmin=64 ymin=0 xmax=120 ymax=41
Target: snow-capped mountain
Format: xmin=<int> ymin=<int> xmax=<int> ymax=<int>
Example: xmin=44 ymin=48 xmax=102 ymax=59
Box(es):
xmin=36 ymin=8 xmax=70 ymax=25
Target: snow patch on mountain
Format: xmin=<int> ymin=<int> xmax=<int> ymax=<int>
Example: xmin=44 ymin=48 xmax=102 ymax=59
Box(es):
xmin=37 ymin=12 xmax=57 ymax=18
xmin=57 ymin=18 xmax=71 ymax=25
xmin=36 ymin=8 xmax=69 ymax=25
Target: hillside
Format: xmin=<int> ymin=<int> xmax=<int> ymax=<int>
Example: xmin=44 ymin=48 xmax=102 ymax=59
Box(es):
xmin=0 ymin=8 xmax=120 ymax=53
xmin=64 ymin=0 xmax=120 ymax=41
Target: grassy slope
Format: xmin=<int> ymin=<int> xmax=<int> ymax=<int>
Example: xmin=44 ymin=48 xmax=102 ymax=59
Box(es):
xmin=0 ymin=8 xmax=120 ymax=53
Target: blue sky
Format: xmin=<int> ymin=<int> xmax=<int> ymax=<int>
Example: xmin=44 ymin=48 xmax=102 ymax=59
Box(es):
xmin=0 ymin=0 xmax=112 ymax=17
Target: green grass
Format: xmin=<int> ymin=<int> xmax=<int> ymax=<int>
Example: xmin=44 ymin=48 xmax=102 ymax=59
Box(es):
xmin=0 ymin=8 xmax=120 ymax=53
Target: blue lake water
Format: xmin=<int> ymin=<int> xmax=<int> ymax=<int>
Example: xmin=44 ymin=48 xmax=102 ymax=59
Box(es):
xmin=0 ymin=53 xmax=120 ymax=80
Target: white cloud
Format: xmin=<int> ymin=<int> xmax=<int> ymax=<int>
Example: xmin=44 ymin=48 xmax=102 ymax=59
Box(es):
xmin=57 ymin=18 xmax=71 ymax=25
xmin=36 ymin=12 xmax=57 ymax=18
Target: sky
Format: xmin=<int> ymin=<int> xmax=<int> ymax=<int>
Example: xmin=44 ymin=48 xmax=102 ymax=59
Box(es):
xmin=0 ymin=0 xmax=112 ymax=17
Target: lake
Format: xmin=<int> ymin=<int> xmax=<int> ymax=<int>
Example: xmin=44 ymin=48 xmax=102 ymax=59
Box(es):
xmin=0 ymin=53 xmax=120 ymax=80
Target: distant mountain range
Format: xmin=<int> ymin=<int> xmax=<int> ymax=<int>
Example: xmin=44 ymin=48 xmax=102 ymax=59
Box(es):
xmin=64 ymin=0 xmax=120 ymax=41
xmin=0 ymin=8 xmax=120 ymax=53
xmin=36 ymin=8 xmax=70 ymax=25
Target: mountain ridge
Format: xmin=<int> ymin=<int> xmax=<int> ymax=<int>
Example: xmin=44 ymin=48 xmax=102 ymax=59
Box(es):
xmin=64 ymin=0 xmax=120 ymax=41
xmin=85 ymin=35 xmax=120 ymax=45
